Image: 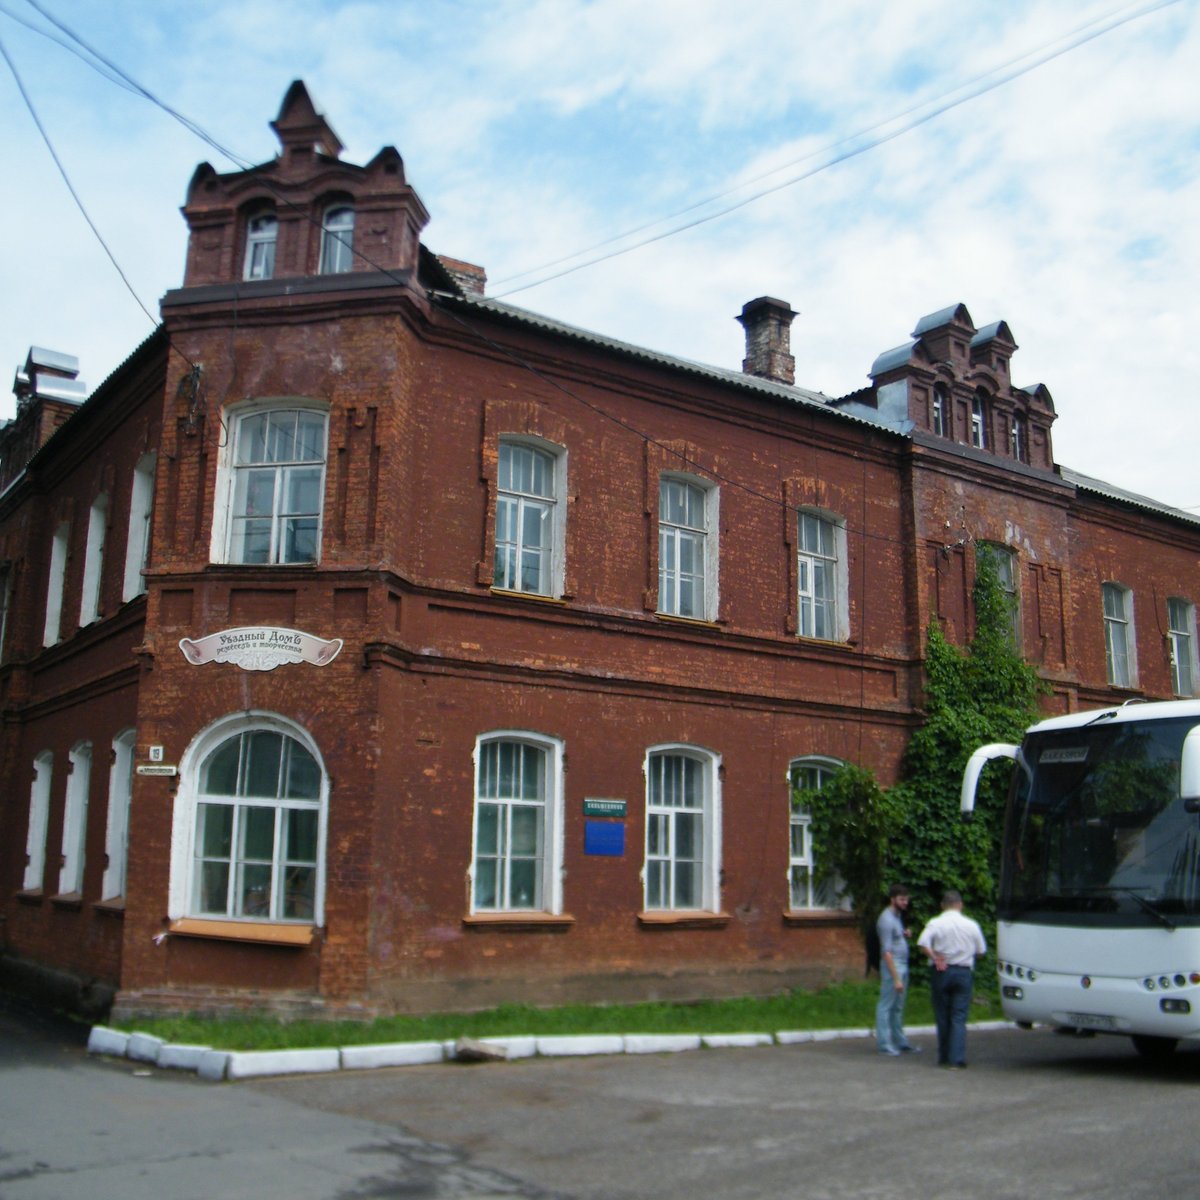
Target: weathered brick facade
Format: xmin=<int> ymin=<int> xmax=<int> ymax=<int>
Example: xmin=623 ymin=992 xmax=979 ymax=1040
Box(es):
xmin=2 ymin=83 xmax=1197 ymax=1019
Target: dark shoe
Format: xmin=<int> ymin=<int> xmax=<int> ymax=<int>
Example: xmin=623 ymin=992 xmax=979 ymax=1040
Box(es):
xmin=899 ymin=1045 xmax=921 ymax=1054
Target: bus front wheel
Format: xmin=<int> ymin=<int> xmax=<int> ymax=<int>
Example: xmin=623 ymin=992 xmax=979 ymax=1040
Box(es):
xmin=1131 ymin=1034 xmax=1178 ymax=1060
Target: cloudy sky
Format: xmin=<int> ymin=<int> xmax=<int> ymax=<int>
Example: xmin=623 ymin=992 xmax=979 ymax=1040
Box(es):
xmin=1 ymin=0 xmax=1197 ymax=509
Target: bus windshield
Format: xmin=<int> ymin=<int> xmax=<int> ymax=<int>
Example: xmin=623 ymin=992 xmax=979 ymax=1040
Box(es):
xmin=999 ymin=715 xmax=1200 ymax=925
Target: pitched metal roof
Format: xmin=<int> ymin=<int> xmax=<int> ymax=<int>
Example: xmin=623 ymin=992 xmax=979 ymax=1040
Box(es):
xmin=1059 ymin=466 xmax=1200 ymax=527
xmin=448 ymin=292 xmax=896 ymax=432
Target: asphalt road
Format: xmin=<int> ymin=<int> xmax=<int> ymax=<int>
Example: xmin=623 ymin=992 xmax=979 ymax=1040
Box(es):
xmin=3 ymin=993 xmax=1199 ymax=1200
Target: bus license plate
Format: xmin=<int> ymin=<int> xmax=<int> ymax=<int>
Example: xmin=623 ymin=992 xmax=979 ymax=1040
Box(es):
xmin=1064 ymin=1012 xmax=1119 ymax=1031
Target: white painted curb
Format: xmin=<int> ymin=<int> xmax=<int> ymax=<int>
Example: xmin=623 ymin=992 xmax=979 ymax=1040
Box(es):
xmin=87 ymin=1026 xmax=130 ymax=1056
xmin=341 ymin=1041 xmax=445 ymax=1070
xmin=126 ymin=1032 xmax=165 ymax=1063
xmin=89 ymin=1019 xmax=1015 ymax=1082
xmin=536 ymin=1034 xmax=625 ymax=1057
xmin=623 ymin=1033 xmax=703 ymax=1054
xmin=157 ymin=1043 xmax=212 ymax=1071
xmin=226 ymin=1048 xmax=341 ymax=1079
xmin=701 ymin=1032 xmax=774 ymax=1049
xmin=197 ymin=1050 xmax=231 ymax=1081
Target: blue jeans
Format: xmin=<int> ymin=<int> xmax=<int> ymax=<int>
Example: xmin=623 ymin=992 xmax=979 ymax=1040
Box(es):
xmin=931 ymin=965 xmax=973 ymax=1065
xmin=876 ymin=963 xmax=910 ymax=1052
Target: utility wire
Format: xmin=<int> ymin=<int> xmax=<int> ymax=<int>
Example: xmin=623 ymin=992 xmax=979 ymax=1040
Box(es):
xmin=491 ymin=0 xmax=1182 ymax=298
xmin=0 ymin=32 xmax=182 ymax=355
xmin=489 ymin=0 xmax=1170 ymax=289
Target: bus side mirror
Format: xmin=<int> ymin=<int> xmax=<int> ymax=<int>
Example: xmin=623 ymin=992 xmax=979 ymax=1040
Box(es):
xmin=1182 ymin=727 xmax=1200 ymax=814
xmin=961 ymin=743 xmax=1019 ymax=815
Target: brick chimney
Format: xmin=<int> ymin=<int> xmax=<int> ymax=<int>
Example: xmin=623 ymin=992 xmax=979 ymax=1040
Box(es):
xmin=737 ymin=297 xmax=797 ymax=385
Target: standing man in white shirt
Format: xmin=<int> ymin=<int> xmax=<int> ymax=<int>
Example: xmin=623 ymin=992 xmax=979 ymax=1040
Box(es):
xmin=918 ymin=890 xmax=987 ymax=1069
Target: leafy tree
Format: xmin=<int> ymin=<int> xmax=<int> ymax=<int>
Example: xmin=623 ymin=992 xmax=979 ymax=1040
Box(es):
xmin=805 ymin=549 xmax=1045 ymax=951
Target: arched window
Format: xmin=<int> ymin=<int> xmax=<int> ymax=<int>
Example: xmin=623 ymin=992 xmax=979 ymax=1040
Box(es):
xmin=319 ymin=205 xmax=355 ymax=274
xmin=22 ymin=751 xmax=53 ymax=891
xmin=59 ymin=741 xmax=92 ymax=896
xmin=102 ymin=729 xmax=136 ymax=901
xmin=470 ymin=732 xmax=564 ymax=913
xmin=644 ymin=744 xmax=721 ymax=912
xmin=170 ymin=715 xmax=327 ymax=925
xmin=243 ymin=212 xmax=278 ymax=280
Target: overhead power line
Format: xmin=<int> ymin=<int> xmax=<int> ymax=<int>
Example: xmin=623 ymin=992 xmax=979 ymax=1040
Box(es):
xmin=490 ymin=0 xmax=1182 ymax=298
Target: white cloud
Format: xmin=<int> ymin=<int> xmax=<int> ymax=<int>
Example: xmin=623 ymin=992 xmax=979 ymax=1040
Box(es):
xmin=1 ymin=0 xmax=1197 ymax=510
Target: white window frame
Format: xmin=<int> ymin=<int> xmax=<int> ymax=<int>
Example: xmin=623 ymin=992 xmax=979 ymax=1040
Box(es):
xmin=319 ymin=205 xmax=355 ymax=274
xmin=493 ymin=439 xmax=566 ymax=597
xmin=469 ymin=732 xmax=565 ymax=915
xmin=658 ymin=475 xmax=718 ymax=622
xmin=788 ymin=757 xmax=844 ymax=911
xmin=43 ymin=521 xmax=69 ymax=646
xmin=1168 ymin=598 xmax=1198 ymax=697
xmin=58 ymin=741 xmax=92 ymax=896
xmin=796 ymin=509 xmax=848 ymax=642
xmin=102 ymin=729 xmax=136 ymax=901
xmin=79 ymin=493 xmax=108 ymax=626
xmin=23 ymin=751 xmax=53 ymax=891
xmin=932 ymin=385 xmax=947 ymax=437
xmin=211 ymin=402 xmax=328 ymax=566
xmin=122 ymin=453 xmax=156 ymax=601
xmin=1103 ymin=581 xmax=1137 ymax=688
xmin=243 ymin=212 xmax=278 ymax=281
xmin=971 ymin=393 xmax=988 ymax=449
xmin=1010 ymin=413 xmax=1028 ymax=462
xmin=643 ymin=744 xmax=721 ymax=913
xmin=168 ymin=712 xmax=328 ymax=926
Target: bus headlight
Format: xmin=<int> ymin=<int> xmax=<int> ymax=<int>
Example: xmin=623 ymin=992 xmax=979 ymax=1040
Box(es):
xmin=1161 ymin=998 xmax=1191 ymax=1015
xmin=1003 ymin=985 xmax=1024 ymax=1001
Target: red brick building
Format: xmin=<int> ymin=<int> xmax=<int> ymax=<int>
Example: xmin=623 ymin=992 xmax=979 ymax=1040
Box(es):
xmin=2 ymin=83 xmax=1197 ymax=1019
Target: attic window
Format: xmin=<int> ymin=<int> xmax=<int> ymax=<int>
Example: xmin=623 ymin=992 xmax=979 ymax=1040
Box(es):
xmin=319 ymin=205 xmax=355 ymax=274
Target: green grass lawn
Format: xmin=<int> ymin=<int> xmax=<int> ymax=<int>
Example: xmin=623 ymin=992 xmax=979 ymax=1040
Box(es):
xmin=112 ymin=980 xmax=1003 ymax=1051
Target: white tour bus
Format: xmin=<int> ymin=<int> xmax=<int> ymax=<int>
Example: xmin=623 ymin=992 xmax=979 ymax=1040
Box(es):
xmin=962 ymin=698 xmax=1200 ymax=1058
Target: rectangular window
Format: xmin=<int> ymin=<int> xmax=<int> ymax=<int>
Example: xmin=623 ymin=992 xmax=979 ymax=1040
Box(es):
xmin=23 ymin=752 xmax=53 ymax=891
xmin=225 ymin=409 xmax=327 ymax=565
xmin=122 ymin=453 xmax=156 ymax=601
xmin=971 ymin=394 xmax=988 ymax=449
xmin=43 ymin=521 xmax=69 ymax=646
xmin=788 ymin=759 xmax=840 ymax=910
xmin=658 ymin=478 xmax=715 ymax=621
xmin=1168 ymin=598 xmax=1197 ymax=697
xmin=978 ymin=543 xmax=1020 ymax=646
xmin=1103 ymin=582 xmax=1135 ymax=688
xmin=59 ymin=742 xmax=92 ymax=896
xmin=493 ymin=442 xmax=560 ymax=596
xmin=797 ymin=512 xmax=842 ymax=641
xmin=471 ymin=734 xmax=562 ymax=914
xmin=80 ymin=494 xmax=108 ymax=626
xmin=645 ymin=748 xmax=718 ymax=912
